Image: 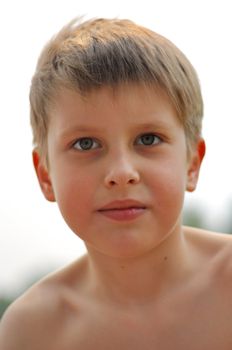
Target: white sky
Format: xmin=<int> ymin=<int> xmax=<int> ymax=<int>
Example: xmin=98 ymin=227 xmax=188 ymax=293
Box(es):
xmin=0 ymin=0 xmax=232 ymax=296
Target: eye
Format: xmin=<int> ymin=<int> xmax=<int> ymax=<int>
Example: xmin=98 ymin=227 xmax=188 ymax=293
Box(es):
xmin=73 ymin=137 xmax=100 ymax=151
xmin=135 ymin=133 xmax=162 ymax=146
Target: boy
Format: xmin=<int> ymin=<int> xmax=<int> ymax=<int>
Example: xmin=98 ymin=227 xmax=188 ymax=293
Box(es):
xmin=1 ymin=17 xmax=232 ymax=350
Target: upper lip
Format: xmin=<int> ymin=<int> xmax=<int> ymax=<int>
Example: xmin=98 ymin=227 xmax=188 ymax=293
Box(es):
xmin=98 ymin=199 xmax=147 ymax=211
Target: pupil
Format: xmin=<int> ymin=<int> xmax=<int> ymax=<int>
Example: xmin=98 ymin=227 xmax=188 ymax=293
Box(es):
xmin=142 ymin=135 xmax=154 ymax=145
xmin=80 ymin=138 xmax=93 ymax=150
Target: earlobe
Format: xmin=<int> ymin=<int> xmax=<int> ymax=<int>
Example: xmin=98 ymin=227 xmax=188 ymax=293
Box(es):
xmin=186 ymin=138 xmax=206 ymax=192
xmin=32 ymin=150 xmax=56 ymax=202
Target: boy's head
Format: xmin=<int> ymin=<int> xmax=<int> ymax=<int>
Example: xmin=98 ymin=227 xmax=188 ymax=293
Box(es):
xmin=30 ymin=17 xmax=203 ymax=162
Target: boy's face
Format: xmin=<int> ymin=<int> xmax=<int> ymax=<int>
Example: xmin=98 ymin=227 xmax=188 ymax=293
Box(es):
xmin=34 ymin=84 xmax=204 ymax=258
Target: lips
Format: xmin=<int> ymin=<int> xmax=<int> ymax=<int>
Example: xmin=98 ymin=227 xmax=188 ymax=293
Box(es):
xmin=98 ymin=199 xmax=147 ymax=221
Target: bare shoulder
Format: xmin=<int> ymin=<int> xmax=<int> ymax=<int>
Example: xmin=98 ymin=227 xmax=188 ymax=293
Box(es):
xmin=184 ymin=225 xmax=232 ymax=246
xmin=184 ymin=225 xmax=232 ymax=280
xmin=0 ymin=255 xmax=88 ymax=350
xmin=0 ymin=282 xmax=57 ymax=349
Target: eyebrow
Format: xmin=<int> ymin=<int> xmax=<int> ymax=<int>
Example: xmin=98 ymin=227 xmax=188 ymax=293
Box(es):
xmin=58 ymin=120 xmax=171 ymax=139
xmin=58 ymin=125 xmax=101 ymax=138
xmin=132 ymin=121 xmax=170 ymax=130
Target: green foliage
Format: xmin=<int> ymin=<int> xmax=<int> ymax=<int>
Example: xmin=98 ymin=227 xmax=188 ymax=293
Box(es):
xmin=183 ymin=206 xmax=205 ymax=228
xmin=183 ymin=200 xmax=232 ymax=234
xmin=0 ymin=297 xmax=13 ymax=319
xmin=223 ymin=200 xmax=232 ymax=234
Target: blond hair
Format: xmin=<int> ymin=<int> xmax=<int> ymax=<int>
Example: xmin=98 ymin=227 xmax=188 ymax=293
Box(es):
xmin=30 ymin=17 xmax=203 ymax=157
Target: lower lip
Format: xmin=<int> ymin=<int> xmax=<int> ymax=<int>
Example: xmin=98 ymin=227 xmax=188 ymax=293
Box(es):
xmin=98 ymin=208 xmax=146 ymax=221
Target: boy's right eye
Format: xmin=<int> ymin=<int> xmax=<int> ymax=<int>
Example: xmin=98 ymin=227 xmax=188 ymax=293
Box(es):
xmin=73 ymin=137 xmax=100 ymax=151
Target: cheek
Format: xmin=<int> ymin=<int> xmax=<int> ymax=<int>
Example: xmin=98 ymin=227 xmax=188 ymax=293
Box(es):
xmin=51 ymin=171 xmax=95 ymax=226
xmin=147 ymin=160 xmax=187 ymax=205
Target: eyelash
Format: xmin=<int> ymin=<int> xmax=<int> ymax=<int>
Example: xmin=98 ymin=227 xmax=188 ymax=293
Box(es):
xmin=135 ymin=134 xmax=162 ymax=146
xmin=73 ymin=137 xmax=100 ymax=151
xmin=72 ymin=133 xmax=162 ymax=151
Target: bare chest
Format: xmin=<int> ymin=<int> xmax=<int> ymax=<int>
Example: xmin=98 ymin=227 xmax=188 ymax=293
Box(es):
xmin=52 ymin=294 xmax=232 ymax=350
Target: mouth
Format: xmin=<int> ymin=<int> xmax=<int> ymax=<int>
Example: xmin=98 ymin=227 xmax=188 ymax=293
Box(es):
xmin=98 ymin=199 xmax=147 ymax=221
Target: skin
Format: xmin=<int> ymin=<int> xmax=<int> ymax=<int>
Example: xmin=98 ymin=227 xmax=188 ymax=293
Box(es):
xmin=1 ymin=84 xmax=232 ymax=350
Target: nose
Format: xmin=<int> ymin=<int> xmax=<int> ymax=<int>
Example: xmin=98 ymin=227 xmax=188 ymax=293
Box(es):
xmin=104 ymin=154 xmax=140 ymax=188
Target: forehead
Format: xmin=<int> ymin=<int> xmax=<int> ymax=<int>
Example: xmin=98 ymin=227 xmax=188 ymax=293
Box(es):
xmin=49 ymin=83 xmax=180 ymax=131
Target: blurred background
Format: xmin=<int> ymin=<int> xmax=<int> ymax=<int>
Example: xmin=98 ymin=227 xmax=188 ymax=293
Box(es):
xmin=1 ymin=0 xmax=232 ymax=318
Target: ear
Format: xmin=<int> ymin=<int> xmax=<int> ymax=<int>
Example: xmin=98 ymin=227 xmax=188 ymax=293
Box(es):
xmin=32 ymin=149 xmax=56 ymax=202
xmin=186 ymin=138 xmax=206 ymax=192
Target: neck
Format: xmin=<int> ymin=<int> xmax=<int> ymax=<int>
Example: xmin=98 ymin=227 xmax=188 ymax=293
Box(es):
xmin=85 ymin=227 xmax=194 ymax=305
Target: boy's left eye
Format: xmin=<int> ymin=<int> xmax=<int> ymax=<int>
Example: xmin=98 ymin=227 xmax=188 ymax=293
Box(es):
xmin=73 ymin=137 xmax=100 ymax=151
xmin=135 ymin=133 xmax=162 ymax=146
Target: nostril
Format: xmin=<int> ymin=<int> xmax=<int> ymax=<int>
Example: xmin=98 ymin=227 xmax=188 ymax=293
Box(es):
xmin=128 ymin=178 xmax=135 ymax=184
xmin=109 ymin=180 xmax=116 ymax=186
xmin=104 ymin=170 xmax=140 ymax=187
